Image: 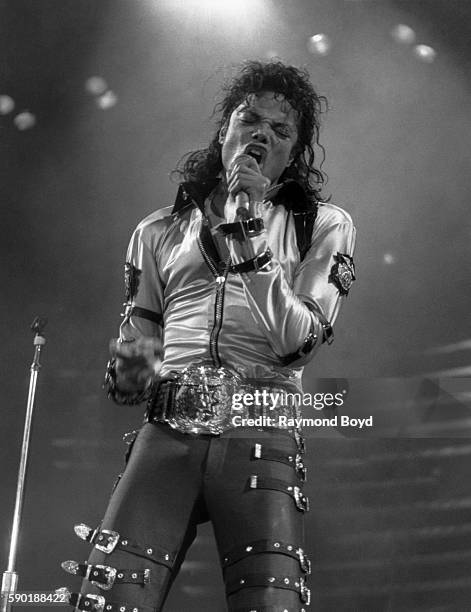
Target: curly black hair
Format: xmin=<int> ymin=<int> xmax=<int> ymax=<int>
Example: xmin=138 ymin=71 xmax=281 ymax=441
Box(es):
xmin=174 ymin=60 xmax=328 ymax=202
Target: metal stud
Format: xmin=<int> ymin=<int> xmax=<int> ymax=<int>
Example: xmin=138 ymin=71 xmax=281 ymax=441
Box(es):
xmin=147 ymin=548 xmax=153 ymax=554
xmin=132 ymin=573 xmax=137 ymax=579
xmin=284 ymin=578 xmax=290 ymax=584
xmin=240 ymin=579 xmax=245 ymax=584
xmin=287 ymin=545 xmax=293 ymax=551
xmin=120 ymin=607 xmax=125 ymax=612
xmin=118 ymin=573 xmax=124 ymax=578
xmin=164 ymin=554 xmax=169 ymax=560
xmin=122 ymin=540 xmax=128 ymax=546
xmin=246 ymin=545 xmax=253 ymax=552
xmin=106 ymin=606 xmax=112 ymax=611
xmin=93 ymin=571 xmax=98 ymax=576
xmin=287 ymin=486 xmax=293 ymax=491
xmin=274 ymin=542 xmax=280 ymax=548
xmin=268 ymin=577 xmax=275 ymax=583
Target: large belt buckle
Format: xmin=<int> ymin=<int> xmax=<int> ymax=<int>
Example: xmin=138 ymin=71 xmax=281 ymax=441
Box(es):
xmin=170 ymin=364 xmax=241 ymax=434
xmin=299 ymin=577 xmax=311 ymax=605
xmin=94 ymin=529 xmax=120 ymax=554
xmin=86 ymin=564 xmax=117 ymax=591
xmin=293 ymin=486 xmax=310 ymax=512
xmin=296 ymin=548 xmax=312 ymax=575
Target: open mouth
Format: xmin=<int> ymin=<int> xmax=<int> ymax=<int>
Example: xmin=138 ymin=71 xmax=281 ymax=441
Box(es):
xmin=244 ymin=145 xmax=266 ymax=166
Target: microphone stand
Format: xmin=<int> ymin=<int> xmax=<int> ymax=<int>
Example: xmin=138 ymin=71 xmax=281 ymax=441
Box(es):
xmin=1 ymin=317 xmax=47 ymax=612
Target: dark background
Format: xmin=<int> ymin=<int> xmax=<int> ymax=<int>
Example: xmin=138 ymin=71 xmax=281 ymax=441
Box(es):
xmin=1 ymin=1 xmax=470 ymax=610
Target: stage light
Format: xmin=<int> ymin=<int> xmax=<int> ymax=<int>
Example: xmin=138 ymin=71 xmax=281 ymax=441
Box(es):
xmin=0 ymin=95 xmax=15 ymax=115
xmin=391 ymin=24 xmax=416 ymax=45
xmin=96 ymin=91 xmax=118 ymax=110
xmin=413 ymin=44 xmax=437 ymax=63
xmin=383 ymin=253 xmax=396 ymax=265
xmin=85 ymin=76 xmax=108 ymax=96
xmin=307 ymin=34 xmax=331 ymax=56
xmin=13 ymin=111 xmax=36 ymax=130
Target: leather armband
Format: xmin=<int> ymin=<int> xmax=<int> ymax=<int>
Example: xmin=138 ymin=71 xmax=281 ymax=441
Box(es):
xmin=104 ymin=358 xmax=155 ymax=406
xmin=219 ymin=217 xmax=264 ymax=240
xmin=230 ymin=248 xmax=272 ymax=274
xmin=279 ymin=331 xmax=318 ymax=366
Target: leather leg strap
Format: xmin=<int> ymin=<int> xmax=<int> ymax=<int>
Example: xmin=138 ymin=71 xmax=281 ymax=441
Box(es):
xmin=248 ymin=476 xmax=310 ymax=512
xmin=61 ymin=560 xmax=151 ymax=591
xmin=252 ymin=444 xmax=307 ymax=481
xmin=226 ymin=574 xmax=311 ymax=605
xmin=221 ymin=540 xmax=311 ymax=575
xmin=56 ymin=589 xmax=156 ymax=612
xmin=74 ymin=523 xmax=175 ymax=569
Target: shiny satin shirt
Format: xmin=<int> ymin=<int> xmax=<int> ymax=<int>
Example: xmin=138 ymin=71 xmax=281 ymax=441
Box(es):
xmin=118 ymin=186 xmax=356 ymax=389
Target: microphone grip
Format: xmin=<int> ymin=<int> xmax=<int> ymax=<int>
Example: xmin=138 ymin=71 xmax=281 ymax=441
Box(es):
xmin=235 ymin=191 xmax=250 ymax=220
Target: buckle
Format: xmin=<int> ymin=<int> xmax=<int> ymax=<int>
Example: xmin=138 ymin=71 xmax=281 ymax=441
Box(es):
xmin=293 ymin=486 xmax=309 ymax=512
xmin=86 ymin=564 xmax=117 ymax=591
xmin=300 ymin=577 xmax=311 ymax=605
xmin=94 ymin=529 xmax=120 ymax=554
xmin=296 ymin=548 xmax=312 ymax=575
xmin=81 ymin=593 xmax=105 ymax=611
xmin=295 ymin=454 xmax=307 ymax=481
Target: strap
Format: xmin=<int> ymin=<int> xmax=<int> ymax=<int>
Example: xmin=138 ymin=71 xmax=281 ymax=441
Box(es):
xmin=127 ymin=306 xmax=163 ymax=326
xmin=59 ymin=590 xmax=155 ymax=612
xmin=226 ymin=574 xmax=310 ymax=605
xmin=293 ymin=210 xmax=317 ymax=262
xmin=253 ymin=443 xmax=307 ymax=481
xmin=74 ymin=524 xmax=175 ymax=569
xmin=248 ymin=476 xmax=309 ymax=512
xmin=278 ymin=330 xmax=318 ymax=366
xmin=232 ymin=607 xmax=308 ymax=612
xmin=304 ymin=302 xmax=334 ymax=345
xmin=222 ymin=539 xmax=311 ymax=575
xmin=61 ymin=560 xmax=150 ymax=591
xmin=219 ymin=217 xmax=264 ymax=239
xmin=230 ymin=249 xmax=272 ymax=274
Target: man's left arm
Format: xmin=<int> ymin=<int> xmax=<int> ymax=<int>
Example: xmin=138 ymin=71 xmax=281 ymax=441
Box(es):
xmin=224 ymin=212 xmax=356 ymax=366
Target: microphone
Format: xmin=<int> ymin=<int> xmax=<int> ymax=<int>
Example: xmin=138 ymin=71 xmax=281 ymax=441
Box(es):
xmin=231 ymin=154 xmax=254 ymax=220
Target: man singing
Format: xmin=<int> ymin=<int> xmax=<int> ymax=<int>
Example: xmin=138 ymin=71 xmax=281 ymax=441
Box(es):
xmin=59 ymin=60 xmax=356 ymax=612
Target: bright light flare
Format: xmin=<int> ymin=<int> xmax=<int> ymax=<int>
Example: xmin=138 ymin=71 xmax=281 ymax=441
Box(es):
xmin=413 ymin=44 xmax=437 ymax=63
xmin=151 ymin=0 xmax=268 ymax=26
xmin=383 ymin=253 xmax=396 ymax=265
xmin=391 ymin=24 xmax=416 ymax=45
xmin=14 ymin=111 xmax=36 ymax=130
xmin=0 ymin=95 xmax=15 ymax=115
xmin=307 ymin=34 xmax=332 ymax=56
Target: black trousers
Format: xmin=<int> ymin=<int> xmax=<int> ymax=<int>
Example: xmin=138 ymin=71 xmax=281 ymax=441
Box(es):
xmin=78 ymin=422 xmax=310 ymax=611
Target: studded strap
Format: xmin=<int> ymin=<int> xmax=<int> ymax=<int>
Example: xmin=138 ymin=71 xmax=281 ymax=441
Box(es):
xmin=252 ymin=444 xmax=307 ymax=481
xmin=226 ymin=574 xmax=310 ymax=605
xmin=221 ymin=539 xmax=311 ymax=575
xmin=74 ymin=524 xmax=175 ymax=569
xmin=248 ymin=476 xmax=310 ymax=512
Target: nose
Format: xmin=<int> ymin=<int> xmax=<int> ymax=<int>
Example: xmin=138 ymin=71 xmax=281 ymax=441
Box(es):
xmin=251 ymin=126 xmax=269 ymax=143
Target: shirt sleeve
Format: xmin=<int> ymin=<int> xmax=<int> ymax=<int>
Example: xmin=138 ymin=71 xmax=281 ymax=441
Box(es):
xmin=119 ymin=220 xmax=165 ymax=344
xmin=226 ymin=209 xmax=356 ymax=367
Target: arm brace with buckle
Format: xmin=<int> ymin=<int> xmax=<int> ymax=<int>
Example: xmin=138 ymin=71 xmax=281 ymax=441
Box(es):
xmin=230 ymin=248 xmax=272 ymax=274
xmin=218 ymin=217 xmax=265 ymax=240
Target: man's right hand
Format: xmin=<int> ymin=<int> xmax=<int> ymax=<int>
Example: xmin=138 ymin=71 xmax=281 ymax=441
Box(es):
xmin=109 ymin=337 xmax=163 ymax=393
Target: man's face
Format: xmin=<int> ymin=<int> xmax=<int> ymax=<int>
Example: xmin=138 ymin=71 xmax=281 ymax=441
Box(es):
xmin=220 ymin=91 xmax=298 ymax=185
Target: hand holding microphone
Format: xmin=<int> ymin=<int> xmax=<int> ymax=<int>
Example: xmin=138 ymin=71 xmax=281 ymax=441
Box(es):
xmin=226 ymin=154 xmax=270 ymax=221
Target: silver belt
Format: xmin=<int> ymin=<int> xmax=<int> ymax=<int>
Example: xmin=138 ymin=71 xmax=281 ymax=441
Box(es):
xmin=146 ymin=363 xmax=302 ymax=435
